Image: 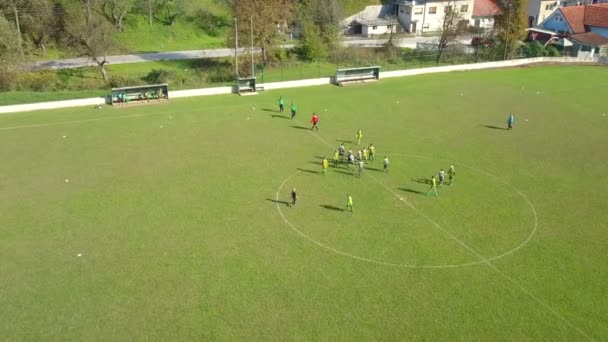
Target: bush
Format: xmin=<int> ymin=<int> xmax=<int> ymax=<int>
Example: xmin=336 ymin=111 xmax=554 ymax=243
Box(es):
xmin=109 ymin=75 xmax=142 ymax=88
xmin=193 ymin=10 xmax=230 ymax=37
xmin=0 ymin=66 xmax=18 ymax=91
xmin=545 ymin=45 xmax=560 ymax=57
xmin=521 ymin=41 xmax=546 ymax=58
xmin=16 ymin=71 xmax=58 ymax=92
xmin=206 ymin=65 xmax=234 ymax=83
xmin=143 ymin=69 xmax=177 ymax=84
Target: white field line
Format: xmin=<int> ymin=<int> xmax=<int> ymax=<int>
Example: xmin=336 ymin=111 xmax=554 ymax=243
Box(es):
xmin=290 ymin=119 xmax=593 ymax=341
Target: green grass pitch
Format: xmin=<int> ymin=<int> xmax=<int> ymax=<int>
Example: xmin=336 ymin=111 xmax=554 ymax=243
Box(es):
xmin=1 ymin=66 xmax=607 ymax=340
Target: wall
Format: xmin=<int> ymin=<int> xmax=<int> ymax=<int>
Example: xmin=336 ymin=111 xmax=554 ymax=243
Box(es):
xmin=362 ymin=24 xmax=394 ymax=36
xmin=541 ymin=11 xmax=572 ymax=33
xmin=589 ymin=26 xmax=608 ymax=38
xmin=0 ymin=57 xmax=600 ymax=115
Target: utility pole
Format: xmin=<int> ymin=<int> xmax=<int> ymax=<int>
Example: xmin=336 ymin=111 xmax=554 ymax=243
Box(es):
xmin=250 ymin=15 xmax=255 ymax=77
xmin=503 ymin=2 xmax=512 ymax=61
xmin=13 ymin=4 xmax=23 ymax=56
xmin=234 ymin=18 xmax=239 ymax=78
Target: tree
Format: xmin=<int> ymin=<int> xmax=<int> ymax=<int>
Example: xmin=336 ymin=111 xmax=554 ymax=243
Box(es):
xmin=64 ymin=0 xmax=117 ymax=82
xmin=19 ymin=0 xmax=56 ymax=56
xmin=0 ymin=15 xmax=22 ymax=90
xmin=102 ymin=0 xmax=135 ymax=31
xmin=231 ymin=0 xmax=294 ymax=63
xmin=435 ymin=1 xmax=466 ymax=64
xmin=0 ymin=0 xmax=26 ymax=56
xmin=495 ymin=0 xmax=528 ymax=58
xmin=298 ymin=21 xmax=327 ymax=60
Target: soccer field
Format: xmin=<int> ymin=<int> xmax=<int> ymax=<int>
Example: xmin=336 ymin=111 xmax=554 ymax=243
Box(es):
xmin=1 ymin=65 xmax=607 ymax=340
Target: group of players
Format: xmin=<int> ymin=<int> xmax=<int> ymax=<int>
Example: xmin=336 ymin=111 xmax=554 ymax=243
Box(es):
xmin=281 ymin=97 xmax=456 ymax=212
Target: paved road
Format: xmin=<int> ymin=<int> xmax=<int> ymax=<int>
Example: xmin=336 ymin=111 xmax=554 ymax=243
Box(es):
xmin=31 ymin=36 xmax=474 ymax=70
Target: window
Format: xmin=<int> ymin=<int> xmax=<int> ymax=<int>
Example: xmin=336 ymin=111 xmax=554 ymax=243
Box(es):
xmin=372 ymin=26 xmax=377 ymax=30
xmin=429 ymin=6 xmax=437 ymax=14
xmin=414 ymin=7 xmax=423 ymax=14
xmin=445 ymin=5 xmax=453 ymax=13
xmin=554 ymin=15 xmax=563 ymax=22
xmin=545 ymin=4 xmax=550 ymax=9
xmin=581 ymin=45 xmax=591 ymax=52
xmin=460 ymin=4 xmax=468 ymax=12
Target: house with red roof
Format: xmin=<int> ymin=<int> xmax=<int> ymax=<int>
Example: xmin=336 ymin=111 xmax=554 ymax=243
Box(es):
xmin=528 ymin=3 xmax=608 ymax=57
xmin=472 ymin=0 xmax=503 ymax=29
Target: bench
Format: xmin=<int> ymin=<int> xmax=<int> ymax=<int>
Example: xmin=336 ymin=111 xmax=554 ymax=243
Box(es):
xmin=335 ymin=66 xmax=380 ymax=86
xmin=237 ymin=77 xmax=258 ymax=96
xmin=112 ymin=84 xmax=169 ymax=106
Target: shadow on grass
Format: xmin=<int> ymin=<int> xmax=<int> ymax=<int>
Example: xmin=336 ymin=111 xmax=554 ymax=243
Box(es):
xmin=320 ymin=204 xmax=344 ymax=212
xmin=271 ymin=114 xmax=290 ymax=119
xmin=291 ymin=125 xmax=310 ymax=130
xmin=334 ymin=170 xmax=355 ymax=177
xmin=297 ymin=168 xmax=319 ymax=175
xmin=398 ymin=188 xmax=425 ymax=195
xmin=481 ymin=125 xmax=508 ymax=130
xmin=412 ymin=178 xmax=432 ymax=185
xmin=336 ymin=139 xmax=354 ymax=144
xmin=266 ymin=198 xmax=290 ymax=206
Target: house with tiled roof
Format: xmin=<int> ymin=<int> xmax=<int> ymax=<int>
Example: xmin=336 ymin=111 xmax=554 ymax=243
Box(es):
xmin=528 ymin=3 xmax=608 ymax=57
xmin=472 ymin=0 xmax=502 ymax=29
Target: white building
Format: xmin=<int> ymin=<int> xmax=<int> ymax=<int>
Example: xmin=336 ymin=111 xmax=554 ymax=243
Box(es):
xmin=394 ymin=0 xmax=476 ymax=33
xmin=342 ymin=5 xmax=400 ymax=36
xmin=343 ymin=0 xmax=501 ymax=36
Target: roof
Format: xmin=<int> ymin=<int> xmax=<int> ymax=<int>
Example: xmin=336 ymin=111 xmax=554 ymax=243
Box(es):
xmin=559 ymin=4 xmax=608 ymax=34
xmin=473 ymin=0 xmax=502 ymax=17
xmin=583 ymin=4 xmax=608 ymax=28
xmin=570 ymin=31 xmax=608 ymax=46
xmin=354 ymin=18 xmax=395 ymax=26
xmin=560 ymin=6 xmax=585 ymax=33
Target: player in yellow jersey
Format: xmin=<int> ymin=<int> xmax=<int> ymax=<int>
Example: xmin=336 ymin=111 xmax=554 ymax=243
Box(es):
xmin=345 ymin=194 xmax=353 ymax=212
xmin=426 ymin=175 xmax=439 ymax=197
xmin=362 ymin=147 xmax=369 ymax=163
xmin=356 ymin=129 xmax=363 ymax=145
xmin=322 ymin=157 xmax=329 ymax=175
xmin=333 ymin=150 xmax=340 ymax=167
xmin=368 ymin=144 xmax=375 ymax=161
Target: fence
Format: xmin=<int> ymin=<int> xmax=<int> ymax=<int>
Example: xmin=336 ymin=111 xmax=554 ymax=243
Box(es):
xmin=252 ymin=50 xmax=525 ymax=84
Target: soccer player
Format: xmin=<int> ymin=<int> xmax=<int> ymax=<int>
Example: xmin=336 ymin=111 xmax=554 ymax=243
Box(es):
xmin=448 ymin=165 xmax=456 ymax=185
xmin=383 ymin=155 xmax=390 ymax=173
xmin=369 ymin=144 xmax=375 ymax=161
xmin=291 ymin=102 xmax=297 ymax=119
xmin=311 ymin=113 xmax=319 ymax=131
xmin=427 ymin=176 xmax=439 ymax=197
xmin=348 ymin=153 xmax=355 ymax=168
xmin=346 ymin=194 xmax=353 ymax=212
xmin=279 ymin=96 xmax=285 ymax=113
xmin=291 ymin=188 xmax=298 ymax=207
xmin=333 ymin=150 xmax=339 ymax=167
xmin=358 ymin=160 xmax=364 ymax=177
xmin=438 ymin=169 xmax=446 ymax=186
xmin=507 ymin=113 xmax=514 ymax=130
xmin=362 ymin=147 xmax=369 ymax=163
xmin=322 ymin=157 xmax=329 ymax=175
xmin=357 ymin=150 xmax=362 ymax=162
xmin=356 ymin=129 xmax=363 ymax=145
xmin=338 ymin=143 xmax=345 ymax=161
